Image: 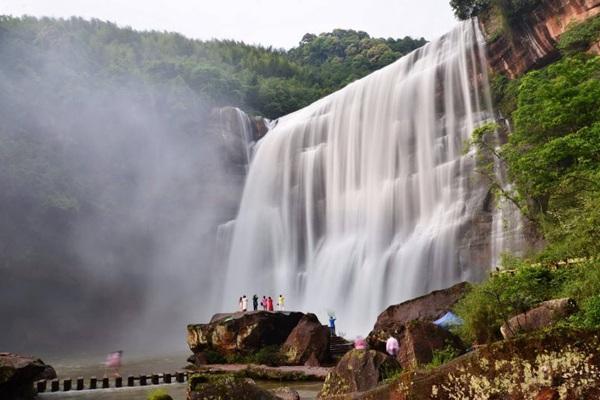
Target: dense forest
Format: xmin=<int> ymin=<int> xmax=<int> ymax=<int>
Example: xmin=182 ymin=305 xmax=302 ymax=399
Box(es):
xmin=0 ymin=15 xmax=426 ymax=353
xmin=0 ymin=16 xmax=426 ymax=119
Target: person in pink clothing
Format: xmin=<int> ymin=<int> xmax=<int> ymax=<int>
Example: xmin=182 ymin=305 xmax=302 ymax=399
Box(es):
xmin=105 ymin=350 xmax=123 ymax=377
xmin=354 ymin=337 xmax=367 ymax=350
xmin=386 ymin=336 xmax=399 ymax=357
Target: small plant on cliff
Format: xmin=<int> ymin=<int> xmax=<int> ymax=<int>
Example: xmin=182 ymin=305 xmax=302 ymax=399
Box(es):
xmin=427 ymin=345 xmax=460 ymax=369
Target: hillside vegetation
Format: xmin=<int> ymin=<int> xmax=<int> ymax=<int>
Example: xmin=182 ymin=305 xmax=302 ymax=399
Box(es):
xmin=458 ymin=12 xmax=600 ymax=343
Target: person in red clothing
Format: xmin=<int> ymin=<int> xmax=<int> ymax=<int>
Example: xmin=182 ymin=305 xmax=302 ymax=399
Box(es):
xmin=267 ymin=296 xmax=274 ymax=311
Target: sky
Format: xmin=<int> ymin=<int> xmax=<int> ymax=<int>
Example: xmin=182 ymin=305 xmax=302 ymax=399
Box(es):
xmin=0 ymin=0 xmax=459 ymax=49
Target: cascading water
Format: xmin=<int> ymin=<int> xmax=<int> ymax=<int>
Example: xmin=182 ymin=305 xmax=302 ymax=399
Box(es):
xmin=222 ymin=20 xmax=499 ymax=334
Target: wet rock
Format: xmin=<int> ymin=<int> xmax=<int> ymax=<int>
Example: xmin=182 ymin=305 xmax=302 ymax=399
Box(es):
xmin=500 ymin=298 xmax=577 ymax=339
xmin=367 ymin=282 xmax=469 ymax=352
xmin=281 ymin=313 xmax=330 ymax=366
xmin=187 ymin=373 xmax=277 ymax=400
xmin=317 ymin=349 xmax=400 ymax=398
xmin=535 ymin=387 xmax=560 ymax=400
xmin=0 ymin=353 xmax=52 ymax=400
xmin=187 ymin=311 xmax=304 ymax=357
xmin=396 ymin=320 xmax=464 ymax=369
xmin=359 ymin=329 xmax=600 ymax=400
xmin=270 ymin=386 xmax=300 ymax=400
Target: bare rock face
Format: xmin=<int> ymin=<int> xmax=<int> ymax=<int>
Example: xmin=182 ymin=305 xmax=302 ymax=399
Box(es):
xmin=317 ymin=350 xmax=400 ymax=398
xmin=481 ymin=0 xmax=600 ymax=78
xmin=281 ymin=314 xmax=330 ymax=366
xmin=396 ymin=321 xmax=465 ymax=369
xmin=367 ymin=282 xmax=469 ymax=352
xmin=0 ymin=353 xmax=53 ymax=400
xmin=500 ymin=298 xmax=577 ymax=339
xmin=187 ymin=311 xmax=304 ymax=357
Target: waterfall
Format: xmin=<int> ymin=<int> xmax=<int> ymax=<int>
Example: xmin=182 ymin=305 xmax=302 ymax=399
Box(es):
xmin=222 ymin=20 xmax=497 ymax=335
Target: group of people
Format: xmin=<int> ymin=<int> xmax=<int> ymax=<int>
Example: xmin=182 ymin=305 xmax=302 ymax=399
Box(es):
xmin=238 ymin=294 xmax=285 ymax=312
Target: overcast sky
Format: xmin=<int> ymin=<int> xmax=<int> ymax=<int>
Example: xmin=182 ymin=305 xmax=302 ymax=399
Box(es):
xmin=1 ymin=0 xmax=458 ymax=49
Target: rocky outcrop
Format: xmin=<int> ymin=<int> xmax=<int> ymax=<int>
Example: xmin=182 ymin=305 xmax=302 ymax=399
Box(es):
xmin=500 ymin=298 xmax=577 ymax=339
xmin=396 ymin=321 xmax=465 ymax=369
xmin=367 ymin=282 xmax=469 ymax=353
xmin=281 ymin=314 xmax=330 ymax=366
xmin=481 ymin=0 xmax=600 ymax=78
xmin=0 ymin=353 xmax=53 ymax=400
xmin=187 ymin=311 xmax=305 ymax=357
xmin=270 ymin=387 xmax=300 ymax=400
xmin=187 ymin=374 xmax=277 ymax=400
xmin=343 ymin=329 xmax=600 ymax=400
xmin=318 ymin=350 xmax=400 ymax=398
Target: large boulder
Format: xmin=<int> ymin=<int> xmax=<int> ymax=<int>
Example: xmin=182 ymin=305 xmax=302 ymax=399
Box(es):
xmin=187 ymin=311 xmax=304 ymax=356
xmin=317 ymin=349 xmax=400 ymax=398
xmin=281 ymin=314 xmax=330 ymax=366
xmin=187 ymin=374 xmax=277 ymax=400
xmin=359 ymin=329 xmax=600 ymax=400
xmin=367 ymin=282 xmax=469 ymax=352
xmin=500 ymin=298 xmax=577 ymax=339
xmin=0 ymin=353 xmax=53 ymax=400
xmin=396 ymin=320 xmax=464 ymax=369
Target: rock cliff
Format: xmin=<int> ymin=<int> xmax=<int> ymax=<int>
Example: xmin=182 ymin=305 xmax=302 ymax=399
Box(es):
xmin=481 ymin=0 xmax=600 ymax=78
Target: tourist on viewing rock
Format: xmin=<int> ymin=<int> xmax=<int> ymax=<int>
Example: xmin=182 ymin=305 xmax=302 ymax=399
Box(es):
xmin=242 ymin=295 xmax=248 ymax=312
xmin=329 ymin=315 xmax=336 ymax=335
xmin=278 ymin=294 xmax=285 ymax=310
xmin=261 ymin=295 xmax=267 ymax=310
xmin=253 ymin=294 xmax=259 ymax=311
xmin=267 ymin=296 xmax=274 ymax=311
xmin=386 ymin=336 xmax=399 ymax=357
xmin=238 ymin=296 xmax=243 ymax=312
xmin=354 ymin=337 xmax=367 ymax=350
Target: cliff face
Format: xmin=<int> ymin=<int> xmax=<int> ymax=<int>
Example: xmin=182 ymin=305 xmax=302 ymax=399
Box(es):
xmin=481 ymin=0 xmax=600 ymax=78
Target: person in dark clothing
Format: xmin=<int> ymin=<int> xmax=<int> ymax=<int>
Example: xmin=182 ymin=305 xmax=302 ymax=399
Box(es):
xmin=329 ymin=315 xmax=336 ymax=336
xmin=252 ymin=294 xmax=259 ymax=311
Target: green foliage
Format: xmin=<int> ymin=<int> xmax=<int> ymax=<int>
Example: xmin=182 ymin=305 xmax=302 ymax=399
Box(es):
xmin=147 ymin=389 xmax=173 ymax=400
xmin=558 ymin=15 xmax=600 ymax=55
xmin=223 ymin=346 xmax=283 ymax=366
xmin=450 ymin=0 xmax=491 ymax=20
xmin=0 ymin=16 xmax=426 ymax=119
xmin=454 ymin=260 xmax=564 ymax=343
xmin=204 ymin=350 xmax=226 ymax=364
xmin=504 ymin=56 xmax=600 ymax=258
xmin=427 ymin=345 xmax=460 ymax=368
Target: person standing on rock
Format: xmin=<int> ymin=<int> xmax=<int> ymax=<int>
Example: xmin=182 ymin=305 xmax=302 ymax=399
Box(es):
xmin=238 ymin=296 xmax=243 ymax=312
xmin=242 ymin=295 xmax=248 ymax=312
xmin=261 ymin=296 xmax=267 ymax=310
xmin=386 ymin=336 xmax=399 ymax=357
xmin=267 ymin=296 xmax=274 ymax=311
xmin=328 ymin=315 xmax=336 ymax=336
xmin=252 ymin=294 xmax=259 ymax=311
xmin=278 ymin=294 xmax=285 ymax=311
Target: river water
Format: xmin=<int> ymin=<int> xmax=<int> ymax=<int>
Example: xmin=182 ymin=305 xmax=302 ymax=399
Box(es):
xmin=37 ymin=353 xmax=322 ymax=400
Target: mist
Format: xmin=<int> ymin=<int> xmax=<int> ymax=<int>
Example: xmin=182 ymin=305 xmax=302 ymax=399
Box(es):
xmin=0 ymin=18 xmax=246 ymax=358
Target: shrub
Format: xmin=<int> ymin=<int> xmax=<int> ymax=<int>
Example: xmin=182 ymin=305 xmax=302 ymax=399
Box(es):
xmin=250 ymin=345 xmax=283 ymax=367
xmin=147 ymin=389 xmax=173 ymax=400
xmin=204 ymin=349 xmax=226 ymax=364
xmin=427 ymin=345 xmax=460 ymax=368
